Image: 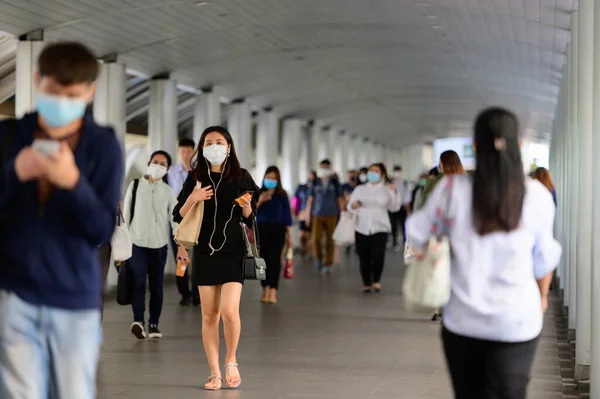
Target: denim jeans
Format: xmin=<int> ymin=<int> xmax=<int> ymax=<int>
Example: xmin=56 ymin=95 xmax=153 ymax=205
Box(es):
xmin=0 ymin=290 xmax=102 ymax=399
xmin=129 ymin=245 xmax=167 ymax=325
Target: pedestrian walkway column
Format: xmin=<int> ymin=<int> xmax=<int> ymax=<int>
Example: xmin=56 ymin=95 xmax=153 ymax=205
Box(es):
xmin=192 ymin=88 xmax=221 ymax=145
xmin=15 ymin=31 xmax=44 ymax=117
xmin=281 ymin=118 xmax=303 ymax=194
xmin=333 ymin=130 xmax=348 ymax=178
xmin=590 ymin=0 xmax=600 ymax=391
xmin=255 ymin=108 xmax=278 ymax=180
xmin=562 ymin=44 xmax=572 ymax=315
xmin=94 ymin=59 xmax=126 ymax=160
xmin=359 ymin=139 xmax=371 ymax=166
xmin=318 ymin=126 xmax=333 ymax=163
xmin=310 ymin=120 xmax=324 ymax=167
xmin=227 ymin=99 xmax=251 ymax=168
xmin=347 ymin=135 xmax=360 ymax=169
xmin=148 ymin=76 xmax=178 ymax=158
xmin=568 ymin=12 xmax=579 ymax=340
xmin=298 ymin=125 xmax=310 ymax=182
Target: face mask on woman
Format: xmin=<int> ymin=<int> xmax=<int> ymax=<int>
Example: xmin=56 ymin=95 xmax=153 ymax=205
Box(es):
xmin=359 ymin=173 xmax=367 ymax=183
xmin=203 ymin=144 xmax=228 ymax=165
xmin=147 ymin=163 xmax=167 ymax=180
xmin=367 ymin=171 xmax=381 ymax=184
xmin=263 ymin=178 xmax=278 ymax=190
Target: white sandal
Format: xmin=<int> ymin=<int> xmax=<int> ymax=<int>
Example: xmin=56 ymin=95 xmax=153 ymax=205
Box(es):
xmin=204 ymin=375 xmax=223 ymax=390
xmin=224 ymin=363 xmax=242 ymax=388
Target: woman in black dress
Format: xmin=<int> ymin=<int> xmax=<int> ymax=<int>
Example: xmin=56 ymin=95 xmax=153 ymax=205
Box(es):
xmin=173 ymin=126 xmax=258 ymax=391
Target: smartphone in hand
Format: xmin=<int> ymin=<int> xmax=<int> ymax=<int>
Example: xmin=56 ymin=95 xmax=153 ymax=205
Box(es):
xmin=32 ymin=139 xmax=60 ymax=156
xmin=235 ymin=191 xmax=253 ymax=206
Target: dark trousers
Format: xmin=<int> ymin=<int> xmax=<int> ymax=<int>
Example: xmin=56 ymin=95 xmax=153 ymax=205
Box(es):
xmin=355 ymin=232 xmax=388 ymax=286
xmin=442 ymin=327 xmax=539 ymax=399
xmin=171 ymin=235 xmax=200 ymax=304
xmin=389 ymin=207 xmax=407 ymax=247
xmin=98 ymin=244 xmax=112 ymax=318
xmin=259 ymin=224 xmax=287 ymax=290
xmin=129 ymin=244 xmax=168 ymax=325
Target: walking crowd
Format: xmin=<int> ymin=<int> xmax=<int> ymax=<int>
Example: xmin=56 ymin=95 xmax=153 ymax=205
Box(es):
xmin=0 ymin=40 xmax=561 ymax=399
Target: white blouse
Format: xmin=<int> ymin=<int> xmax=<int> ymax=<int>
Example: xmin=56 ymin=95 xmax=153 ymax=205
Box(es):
xmin=347 ymin=182 xmax=401 ymax=235
xmin=406 ymin=175 xmax=561 ymax=343
xmin=123 ymin=178 xmax=179 ymax=249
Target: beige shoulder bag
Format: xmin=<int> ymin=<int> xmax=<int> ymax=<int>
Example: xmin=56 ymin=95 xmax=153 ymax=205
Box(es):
xmin=174 ymin=182 xmax=204 ymax=249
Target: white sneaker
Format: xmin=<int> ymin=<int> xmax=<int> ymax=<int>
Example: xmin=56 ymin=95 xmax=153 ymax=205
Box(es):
xmin=130 ymin=322 xmax=146 ymax=340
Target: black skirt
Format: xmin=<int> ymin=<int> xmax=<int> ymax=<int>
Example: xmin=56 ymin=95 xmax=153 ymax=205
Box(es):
xmin=192 ymin=249 xmax=245 ymax=286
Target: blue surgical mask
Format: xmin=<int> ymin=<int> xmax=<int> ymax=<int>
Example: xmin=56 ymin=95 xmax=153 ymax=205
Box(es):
xmin=36 ymin=92 xmax=87 ymax=128
xmin=367 ymin=171 xmax=381 ymax=183
xmin=263 ymin=178 xmax=278 ymax=190
xmin=419 ymin=178 xmax=427 ymax=187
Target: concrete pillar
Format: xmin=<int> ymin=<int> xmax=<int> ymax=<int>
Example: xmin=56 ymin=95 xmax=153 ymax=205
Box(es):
xmin=281 ymin=118 xmax=303 ymax=195
xmin=318 ymin=126 xmax=333 ymax=163
xmin=568 ymin=11 xmax=579 ymax=338
xmin=563 ymin=43 xmax=572 ymax=311
xmin=310 ymin=120 xmax=323 ymax=168
xmin=227 ymin=99 xmax=251 ymax=168
xmin=334 ymin=130 xmax=349 ymax=180
xmin=15 ymin=34 xmax=45 ymax=117
xmin=347 ymin=136 xmax=359 ymax=169
xmin=589 ymin=0 xmax=600 ymax=390
xmin=359 ymin=139 xmax=371 ymax=166
xmin=192 ymin=89 xmax=221 ymax=145
xmin=94 ymin=61 xmax=126 ymax=160
xmin=255 ymin=108 xmax=278 ymax=180
xmin=298 ymin=125 xmax=310 ymax=182
xmin=148 ymin=77 xmax=178 ymax=159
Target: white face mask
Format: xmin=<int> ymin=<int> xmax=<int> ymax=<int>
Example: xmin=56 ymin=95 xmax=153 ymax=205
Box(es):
xmin=203 ymin=144 xmax=228 ymax=165
xmin=317 ymin=168 xmax=331 ymax=178
xmin=394 ymin=171 xmax=403 ymax=179
xmin=359 ymin=174 xmax=367 ymax=183
xmin=147 ymin=164 xmax=167 ymax=180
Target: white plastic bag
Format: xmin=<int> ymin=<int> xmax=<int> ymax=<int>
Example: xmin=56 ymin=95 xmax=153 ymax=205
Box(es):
xmin=402 ymin=238 xmax=451 ymax=313
xmin=111 ymin=211 xmax=132 ymax=262
xmin=333 ymin=212 xmax=356 ymax=246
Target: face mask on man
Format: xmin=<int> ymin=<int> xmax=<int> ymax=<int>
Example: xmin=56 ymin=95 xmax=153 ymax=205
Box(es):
xmin=317 ymin=168 xmax=331 ymax=178
xmin=203 ymin=144 xmax=228 ymax=165
xmin=359 ymin=173 xmax=367 ymax=183
xmin=367 ymin=171 xmax=381 ymax=184
xmin=36 ymin=92 xmax=87 ymax=128
xmin=263 ymin=178 xmax=278 ymax=190
xmin=147 ymin=163 xmax=167 ymax=180
xmin=393 ymin=171 xmax=403 ymax=180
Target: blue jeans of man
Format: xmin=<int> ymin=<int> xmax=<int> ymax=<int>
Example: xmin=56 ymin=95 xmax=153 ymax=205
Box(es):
xmin=129 ymin=244 xmax=167 ymax=325
xmin=0 ymin=290 xmax=102 ymax=399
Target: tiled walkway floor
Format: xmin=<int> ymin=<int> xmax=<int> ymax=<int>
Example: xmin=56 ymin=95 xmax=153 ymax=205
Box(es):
xmin=99 ymin=251 xmax=564 ymax=398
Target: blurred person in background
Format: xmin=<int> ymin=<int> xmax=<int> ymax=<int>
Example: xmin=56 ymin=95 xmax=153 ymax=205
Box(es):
xmin=342 ymin=169 xmax=358 ymax=196
xmin=123 ymin=150 xmax=181 ymax=340
xmin=533 ymin=167 xmax=557 ymax=207
xmin=168 ymin=138 xmax=200 ymax=307
xmin=348 ymin=163 xmax=401 ymax=293
xmin=306 ymin=159 xmax=344 ymax=274
xmin=407 ymin=108 xmax=560 ymax=399
xmin=294 ymin=171 xmax=317 ymax=258
xmin=408 ymin=173 xmax=428 ymax=214
xmin=358 ymin=167 xmax=369 ymax=184
xmin=389 ymin=165 xmax=412 ymax=251
xmin=256 ymin=166 xmax=293 ymax=304
xmin=0 ymin=42 xmax=123 ymax=398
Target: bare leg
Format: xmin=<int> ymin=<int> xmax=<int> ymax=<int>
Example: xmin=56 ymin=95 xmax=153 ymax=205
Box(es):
xmin=220 ymin=282 xmax=243 ymax=387
xmin=261 ymin=287 xmax=270 ymax=303
xmin=199 ymin=286 xmax=222 ymax=389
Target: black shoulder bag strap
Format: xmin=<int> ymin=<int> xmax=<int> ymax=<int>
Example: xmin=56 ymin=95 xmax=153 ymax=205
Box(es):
xmin=0 ymin=119 xmax=18 ymax=165
xmin=130 ymin=179 xmax=140 ymax=225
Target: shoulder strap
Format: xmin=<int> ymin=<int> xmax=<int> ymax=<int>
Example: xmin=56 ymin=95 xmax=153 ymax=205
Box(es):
xmin=130 ymin=179 xmax=140 ymax=224
xmin=0 ymin=119 xmax=18 ymax=165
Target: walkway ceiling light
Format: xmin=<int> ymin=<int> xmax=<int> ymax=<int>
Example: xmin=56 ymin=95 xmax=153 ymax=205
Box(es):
xmin=424 ymin=14 xmax=437 ymax=19
xmin=195 ymin=1 xmax=210 ymax=6
xmin=414 ymin=1 xmax=430 ymax=6
xmin=432 ymin=25 xmax=444 ymax=30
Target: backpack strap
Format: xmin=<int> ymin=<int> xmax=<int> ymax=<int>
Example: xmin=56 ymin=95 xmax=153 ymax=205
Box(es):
xmin=129 ymin=179 xmax=140 ymax=225
xmin=0 ymin=119 xmax=18 ymax=165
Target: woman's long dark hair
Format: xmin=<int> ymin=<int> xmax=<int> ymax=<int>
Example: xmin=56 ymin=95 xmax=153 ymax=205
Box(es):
xmin=261 ymin=165 xmax=286 ymax=196
xmin=375 ymin=162 xmax=392 ymax=183
xmin=191 ymin=126 xmax=242 ymax=182
xmin=472 ymin=108 xmax=525 ymax=235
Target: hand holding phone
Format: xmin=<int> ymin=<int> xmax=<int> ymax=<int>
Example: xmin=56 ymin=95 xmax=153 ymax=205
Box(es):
xmin=235 ymin=191 xmax=253 ymax=206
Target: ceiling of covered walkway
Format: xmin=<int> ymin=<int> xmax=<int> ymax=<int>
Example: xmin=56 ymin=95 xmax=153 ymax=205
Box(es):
xmin=0 ymin=0 xmax=575 ymax=144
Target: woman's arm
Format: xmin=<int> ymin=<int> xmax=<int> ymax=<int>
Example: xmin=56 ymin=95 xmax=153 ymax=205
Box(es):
xmin=387 ymin=185 xmax=401 ymax=213
xmin=173 ymin=174 xmax=196 ymax=223
xmin=346 ymin=187 xmax=360 ymax=213
xmin=122 ymin=181 xmax=133 ymax=227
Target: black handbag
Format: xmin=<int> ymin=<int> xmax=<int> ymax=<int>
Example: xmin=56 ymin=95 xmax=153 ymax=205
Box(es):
xmin=116 ymin=263 xmax=133 ymax=305
xmin=240 ymin=215 xmax=266 ymax=280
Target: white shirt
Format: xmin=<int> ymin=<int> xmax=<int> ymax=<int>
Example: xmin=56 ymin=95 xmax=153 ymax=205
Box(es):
xmin=122 ymin=178 xmax=179 ymax=249
xmin=406 ymin=175 xmax=561 ymax=343
xmin=167 ymin=163 xmax=189 ymax=196
xmin=392 ymin=178 xmax=413 ymax=205
xmin=347 ymin=182 xmax=402 ymax=235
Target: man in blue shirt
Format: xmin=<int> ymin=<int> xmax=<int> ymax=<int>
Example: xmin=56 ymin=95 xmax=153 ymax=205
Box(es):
xmin=306 ymin=159 xmax=344 ymax=273
xmin=0 ymin=42 xmax=123 ymax=398
xmin=167 ymin=138 xmax=200 ymax=307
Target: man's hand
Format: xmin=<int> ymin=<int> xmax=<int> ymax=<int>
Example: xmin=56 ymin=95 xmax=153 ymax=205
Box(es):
xmin=14 ymin=147 xmax=47 ymax=182
xmin=45 ymin=142 xmax=80 ymax=190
